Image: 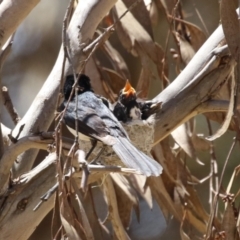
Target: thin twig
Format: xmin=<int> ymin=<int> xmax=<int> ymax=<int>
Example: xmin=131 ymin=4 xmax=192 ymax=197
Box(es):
xmin=82 ymin=0 xmax=142 ymax=55
xmin=2 ymin=86 xmax=21 ymax=125
xmin=0 ymin=34 xmax=14 ymax=159
xmin=62 ymin=0 xmax=79 ymax=146
xmin=33 ymin=183 xmax=58 ymax=211
xmin=8 ymin=124 xmax=25 ymax=143
xmin=0 ymin=33 xmax=14 ymax=70
xmin=205 ymin=118 xmax=218 ymax=207
xmin=103 ymin=175 xmax=130 ymax=240
xmin=191 ymin=0 xmax=209 ymax=36
xmin=34 ymin=163 xmax=138 ymax=210
xmin=205 ymin=136 xmax=237 ymax=239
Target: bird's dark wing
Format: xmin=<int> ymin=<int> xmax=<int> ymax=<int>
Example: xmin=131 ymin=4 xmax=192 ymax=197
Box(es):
xmin=61 ymin=101 xmax=113 ymax=142
xmin=113 ymin=101 xmax=128 ymax=123
xmin=78 ymin=92 xmax=129 ymax=139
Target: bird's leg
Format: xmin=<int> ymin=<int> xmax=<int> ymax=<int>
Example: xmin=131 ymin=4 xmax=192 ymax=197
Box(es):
xmin=89 ymin=145 xmax=106 ymax=164
xmin=85 ymin=139 xmax=97 ymax=160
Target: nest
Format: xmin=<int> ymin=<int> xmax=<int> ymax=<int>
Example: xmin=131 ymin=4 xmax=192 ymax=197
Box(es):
xmin=79 ymin=117 xmax=156 ymax=167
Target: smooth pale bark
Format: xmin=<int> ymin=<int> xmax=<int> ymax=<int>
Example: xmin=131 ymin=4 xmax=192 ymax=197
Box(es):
xmin=153 ymin=24 xmax=233 ymax=144
xmin=11 ymin=0 xmax=117 ymax=176
xmin=0 ymin=153 xmax=57 ymax=240
xmin=0 ymin=0 xmax=40 ymax=48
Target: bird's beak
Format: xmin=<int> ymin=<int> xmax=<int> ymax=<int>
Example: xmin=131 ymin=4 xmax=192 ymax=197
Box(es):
xmin=122 ymin=80 xmax=136 ymax=97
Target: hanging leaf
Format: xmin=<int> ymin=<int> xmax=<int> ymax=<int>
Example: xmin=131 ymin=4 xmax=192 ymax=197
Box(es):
xmin=101 ymin=39 xmax=130 ymax=79
xmin=112 ymin=0 xmax=165 ymax=81
xmin=221 ymin=201 xmax=237 ymax=240
xmin=206 ymin=74 xmax=235 ymax=141
xmin=171 ymin=122 xmax=204 ymax=165
xmin=100 ymin=67 xmax=126 ymax=94
xmin=123 ymin=0 xmax=154 ymax=39
xmin=85 ymin=57 xmax=108 ymax=97
xmin=221 ymin=0 xmax=239 ymax=58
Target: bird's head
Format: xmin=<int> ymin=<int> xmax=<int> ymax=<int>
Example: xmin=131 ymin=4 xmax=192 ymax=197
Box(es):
xmin=64 ymin=74 xmax=93 ymax=100
xmin=119 ymin=80 xmax=136 ymax=105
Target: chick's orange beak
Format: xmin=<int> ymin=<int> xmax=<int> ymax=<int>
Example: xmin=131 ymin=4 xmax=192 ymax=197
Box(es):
xmin=122 ymin=80 xmax=136 ymax=97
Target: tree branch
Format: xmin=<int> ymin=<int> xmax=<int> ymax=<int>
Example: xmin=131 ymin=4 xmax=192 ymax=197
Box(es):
xmin=11 ymin=0 xmax=117 ymax=176
xmin=0 ymin=153 xmax=57 ymax=240
xmin=153 ymin=22 xmax=234 ymax=144
xmin=0 ymin=0 xmax=40 ymax=48
xmin=0 ymin=133 xmax=55 ymax=194
xmin=2 ymin=86 xmax=21 ymax=125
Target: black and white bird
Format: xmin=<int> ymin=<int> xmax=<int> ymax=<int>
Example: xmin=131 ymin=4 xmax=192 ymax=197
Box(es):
xmin=113 ymin=80 xmax=142 ymax=123
xmin=114 ymin=80 xmax=162 ymax=122
xmin=59 ymin=74 xmax=162 ymax=177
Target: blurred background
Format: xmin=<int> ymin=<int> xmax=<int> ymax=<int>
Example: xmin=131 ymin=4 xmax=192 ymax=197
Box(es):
xmin=2 ymin=0 xmax=239 ymax=239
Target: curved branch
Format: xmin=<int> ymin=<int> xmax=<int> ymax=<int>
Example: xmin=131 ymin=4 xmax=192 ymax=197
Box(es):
xmin=153 ymin=22 xmax=234 ymax=144
xmin=0 ymin=134 xmax=54 ymax=194
xmin=0 ymin=153 xmax=57 ymax=240
xmin=11 ymin=0 xmax=117 ymax=176
xmin=0 ymin=0 xmax=40 ymax=48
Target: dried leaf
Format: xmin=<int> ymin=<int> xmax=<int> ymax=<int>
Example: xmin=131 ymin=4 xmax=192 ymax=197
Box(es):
xmin=237 ymin=211 xmax=240 ymax=237
xmin=204 ymin=75 xmax=236 ymax=131
xmin=129 ymin=174 xmax=153 ymax=209
xmin=136 ymin=64 xmax=151 ymax=98
xmin=180 ymin=211 xmax=191 ymax=240
xmin=160 ymin=0 xmax=178 ymax=13
xmin=112 ymin=177 xmax=135 ymax=228
xmin=123 ymin=0 xmax=154 ymax=39
xmin=221 ymin=0 xmax=239 ymax=58
xmin=180 ymin=228 xmax=191 ymax=240
xmin=96 ymin=66 xmax=119 ymax=102
xmin=71 ymin=179 xmax=94 ymax=240
xmin=185 ymin=209 xmax=207 ymax=233
xmin=206 ymin=74 xmax=235 ymax=141
xmin=171 ymin=123 xmax=196 ymax=159
xmin=110 ymin=173 xmax=139 ymax=225
xmin=186 ymin=186 xmax=209 ymax=225
xmin=103 ymin=175 xmax=131 ymax=240
xmin=51 ymin=192 xmax=62 ymax=240
xmin=101 ymin=67 xmax=126 ymax=94
xmin=175 ymin=32 xmax=195 ymax=64
xmin=60 ymin=213 xmax=82 ymax=240
xmin=60 ymin=194 xmax=82 ymax=240
xmin=144 ymin=0 xmax=159 ymax=26
xmin=191 ymin=133 xmax=210 ymax=152
xmin=110 ymin=173 xmax=139 ymax=205
xmin=221 ymin=202 xmax=236 ymax=240
xmin=175 ymin=18 xmax=207 ymax=52
xmin=89 ymin=186 xmax=111 ymax=240
xmin=155 ymin=42 xmax=168 ymax=80
xmin=58 ymin=161 xmax=83 ymax=239
xmin=152 ymin=142 xmax=177 ymax=193
xmin=226 ymin=165 xmax=240 ymax=195
xmin=101 ymin=39 xmax=130 ymax=79
xmin=85 ymin=57 xmax=108 ymax=97
xmin=149 ymin=176 xmax=181 ymax=221
xmin=113 ymin=0 xmax=163 ymax=66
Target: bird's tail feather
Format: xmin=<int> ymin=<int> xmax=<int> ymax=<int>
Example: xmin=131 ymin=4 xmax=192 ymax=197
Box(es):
xmin=112 ymin=137 xmax=162 ymax=176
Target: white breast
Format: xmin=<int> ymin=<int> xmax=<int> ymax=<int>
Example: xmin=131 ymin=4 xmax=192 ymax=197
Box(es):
xmin=129 ymin=106 xmax=142 ymax=120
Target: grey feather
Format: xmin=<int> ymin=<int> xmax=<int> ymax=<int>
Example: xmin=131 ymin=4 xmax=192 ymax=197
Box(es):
xmin=112 ymin=137 xmax=162 ymax=176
